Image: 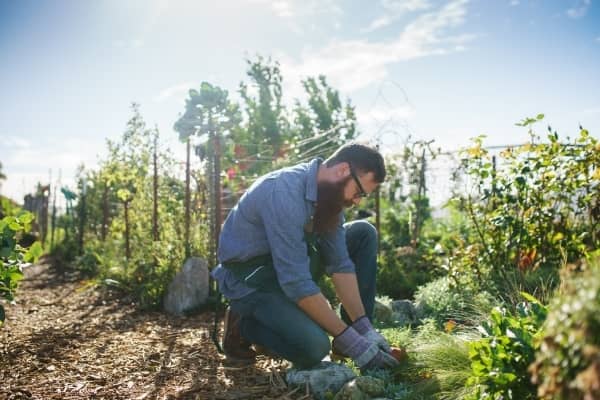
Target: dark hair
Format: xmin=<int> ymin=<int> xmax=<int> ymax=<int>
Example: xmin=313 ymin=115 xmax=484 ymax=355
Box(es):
xmin=325 ymin=142 xmax=386 ymax=182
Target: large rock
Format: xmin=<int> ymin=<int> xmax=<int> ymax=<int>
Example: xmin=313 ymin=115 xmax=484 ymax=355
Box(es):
xmin=286 ymin=361 xmax=356 ymax=400
xmin=334 ymin=376 xmax=386 ymax=400
xmin=163 ymin=257 xmax=209 ymax=315
xmin=373 ymin=301 xmax=393 ymax=324
xmin=391 ymin=300 xmax=416 ymax=326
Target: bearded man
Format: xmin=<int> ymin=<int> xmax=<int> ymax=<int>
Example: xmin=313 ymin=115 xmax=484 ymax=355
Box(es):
xmin=211 ymin=142 xmax=398 ymax=371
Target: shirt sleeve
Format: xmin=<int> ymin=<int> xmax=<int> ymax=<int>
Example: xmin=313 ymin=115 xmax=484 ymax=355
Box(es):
xmin=319 ymin=212 xmax=356 ymax=275
xmin=259 ymin=186 xmax=321 ymax=302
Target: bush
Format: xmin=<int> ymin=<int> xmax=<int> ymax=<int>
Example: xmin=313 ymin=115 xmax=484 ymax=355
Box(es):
xmin=529 ymin=256 xmax=600 ymax=400
xmin=1 ymin=211 xmax=43 ymax=325
xmin=465 ymin=293 xmax=547 ymax=400
xmin=451 ymin=122 xmax=599 ymax=297
xmin=414 ymin=276 xmax=496 ymax=327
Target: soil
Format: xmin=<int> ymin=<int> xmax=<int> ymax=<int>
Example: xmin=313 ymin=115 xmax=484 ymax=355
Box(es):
xmin=0 ymin=258 xmax=311 ymax=400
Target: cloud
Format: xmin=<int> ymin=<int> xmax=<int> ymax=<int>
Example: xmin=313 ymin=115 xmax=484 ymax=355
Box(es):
xmin=248 ymin=0 xmax=342 ymax=19
xmin=280 ymin=0 xmax=473 ymax=96
xmin=362 ymin=0 xmax=432 ymax=33
xmin=1 ymin=136 xmax=31 ymax=149
xmin=566 ymin=0 xmax=591 ymax=18
xmin=509 ymin=0 xmax=520 ymax=6
xmin=153 ymin=82 xmax=196 ymax=103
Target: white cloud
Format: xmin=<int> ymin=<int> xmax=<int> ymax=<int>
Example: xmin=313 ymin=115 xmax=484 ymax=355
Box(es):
xmin=248 ymin=0 xmax=342 ymax=19
xmin=280 ymin=0 xmax=473 ymax=97
xmin=2 ymin=136 xmax=31 ymax=149
xmin=509 ymin=0 xmax=520 ymax=6
xmin=153 ymin=82 xmax=196 ymax=103
xmin=566 ymin=0 xmax=591 ymax=19
xmin=362 ymin=0 xmax=432 ymax=33
xmin=596 ymin=36 xmax=600 ymax=42
xmin=0 ymin=137 xmax=101 ymax=203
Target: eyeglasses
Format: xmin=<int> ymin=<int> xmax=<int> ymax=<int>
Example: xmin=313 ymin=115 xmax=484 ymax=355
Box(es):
xmin=349 ymin=165 xmax=368 ymax=199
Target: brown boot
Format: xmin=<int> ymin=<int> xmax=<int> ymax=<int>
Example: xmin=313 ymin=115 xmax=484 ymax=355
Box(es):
xmin=222 ymin=307 xmax=256 ymax=363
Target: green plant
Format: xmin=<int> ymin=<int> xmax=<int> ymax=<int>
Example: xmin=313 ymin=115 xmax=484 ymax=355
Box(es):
xmin=529 ymin=255 xmax=600 ymax=400
xmin=451 ymin=119 xmax=599 ymax=297
xmin=465 ymin=293 xmax=547 ymax=400
xmin=1 ymin=211 xmax=43 ymax=325
xmin=414 ymin=276 xmax=496 ymax=327
xmin=389 ymin=320 xmax=477 ymax=400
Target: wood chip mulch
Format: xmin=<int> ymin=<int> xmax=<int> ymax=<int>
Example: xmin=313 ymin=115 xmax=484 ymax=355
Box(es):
xmin=1 ymin=258 xmax=314 ymax=400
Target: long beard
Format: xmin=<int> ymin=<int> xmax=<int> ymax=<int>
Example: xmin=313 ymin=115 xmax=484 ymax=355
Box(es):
xmin=313 ymin=177 xmax=350 ymax=234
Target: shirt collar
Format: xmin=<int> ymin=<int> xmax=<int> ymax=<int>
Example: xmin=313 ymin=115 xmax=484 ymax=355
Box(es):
xmin=305 ymin=158 xmax=322 ymax=203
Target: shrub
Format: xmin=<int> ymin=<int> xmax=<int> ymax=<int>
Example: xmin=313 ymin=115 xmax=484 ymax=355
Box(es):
xmin=414 ymin=276 xmax=496 ymax=327
xmin=529 ymin=256 xmax=600 ymax=400
xmin=1 ymin=211 xmax=43 ymax=325
xmin=465 ymin=293 xmax=547 ymax=400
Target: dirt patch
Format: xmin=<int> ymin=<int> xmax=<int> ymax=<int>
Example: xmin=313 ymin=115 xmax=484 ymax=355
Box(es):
xmin=0 ymin=258 xmax=311 ymax=399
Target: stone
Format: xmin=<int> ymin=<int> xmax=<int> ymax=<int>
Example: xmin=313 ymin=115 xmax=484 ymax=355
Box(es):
xmin=391 ymin=300 xmax=416 ymax=325
xmin=373 ymin=301 xmax=393 ymax=324
xmin=334 ymin=376 xmax=386 ymax=400
xmin=414 ymin=299 xmax=428 ymax=320
xmin=286 ymin=361 xmax=356 ymax=400
xmin=163 ymin=257 xmax=209 ymax=315
xmin=391 ymin=300 xmax=414 ymax=315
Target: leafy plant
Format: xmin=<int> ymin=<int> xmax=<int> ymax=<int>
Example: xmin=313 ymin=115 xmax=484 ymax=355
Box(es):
xmin=529 ymin=255 xmax=600 ymax=400
xmin=1 ymin=211 xmax=43 ymax=325
xmin=465 ymin=293 xmax=547 ymax=399
xmin=450 ymin=119 xmax=599 ymax=298
xmin=414 ymin=276 xmax=496 ymax=327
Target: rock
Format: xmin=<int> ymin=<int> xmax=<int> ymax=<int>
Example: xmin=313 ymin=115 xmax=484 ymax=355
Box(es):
xmin=391 ymin=300 xmax=414 ymax=315
xmin=373 ymin=301 xmax=393 ymax=324
xmin=414 ymin=299 xmax=428 ymax=320
xmin=286 ymin=361 xmax=356 ymax=400
xmin=391 ymin=300 xmax=416 ymax=325
xmin=163 ymin=257 xmax=209 ymax=315
xmin=334 ymin=376 xmax=386 ymax=400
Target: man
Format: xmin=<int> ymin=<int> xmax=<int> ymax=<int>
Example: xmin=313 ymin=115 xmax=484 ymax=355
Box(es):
xmin=211 ymin=142 xmax=398 ymax=370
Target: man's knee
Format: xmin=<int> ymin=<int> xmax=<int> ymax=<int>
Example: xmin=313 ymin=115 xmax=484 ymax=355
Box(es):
xmin=300 ymin=330 xmax=331 ymax=367
xmin=346 ymin=220 xmax=378 ymax=251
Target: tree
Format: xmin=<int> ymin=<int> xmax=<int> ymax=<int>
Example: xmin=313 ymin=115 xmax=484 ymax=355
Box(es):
xmin=174 ymin=82 xmax=242 ymax=261
xmin=291 ymin=75 xmax=357 ymax=161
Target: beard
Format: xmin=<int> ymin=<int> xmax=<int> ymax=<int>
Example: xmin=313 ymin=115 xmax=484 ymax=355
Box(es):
xmin=313 ymin=176 xmax=351 ymax=234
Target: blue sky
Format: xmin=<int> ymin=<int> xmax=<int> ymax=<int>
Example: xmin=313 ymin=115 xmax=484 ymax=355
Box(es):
xmin=1 ymin=0 xmax=599 ymax=204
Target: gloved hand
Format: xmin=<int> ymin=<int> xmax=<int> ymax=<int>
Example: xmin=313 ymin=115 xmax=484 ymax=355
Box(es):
xmin=352 ymin=315 xmax=392 ymax=353
xmin=332 ymin=326 xmax=399 ymax=370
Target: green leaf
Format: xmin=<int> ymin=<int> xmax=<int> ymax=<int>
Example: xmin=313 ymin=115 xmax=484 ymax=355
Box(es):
xmin=520 ymin=292 xmax=541 ymax=305
xmin=18 ymin=212 xmax=34 ymax=225
xmin=8 ymin=221 xmax=21 ymax=231
xmin=24 ymin=242 xmax=43 ymax=263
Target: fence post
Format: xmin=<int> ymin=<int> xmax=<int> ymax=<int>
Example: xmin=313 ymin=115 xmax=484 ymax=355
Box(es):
xmin=152 ymin=128 xmax=159 ymax=242
xmin=185 ymin=137 xmax=191 ymax=258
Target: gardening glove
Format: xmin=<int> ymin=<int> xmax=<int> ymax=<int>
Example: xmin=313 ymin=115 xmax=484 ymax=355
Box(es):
xmin=352 ymin=315 xmax=392 ymax=353
xmin=332 ymin=326 xmax=399 ymax=370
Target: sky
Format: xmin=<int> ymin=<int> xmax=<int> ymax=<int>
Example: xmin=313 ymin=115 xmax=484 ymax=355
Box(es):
xmin=1 ymin=0 xmax=599 ymax=205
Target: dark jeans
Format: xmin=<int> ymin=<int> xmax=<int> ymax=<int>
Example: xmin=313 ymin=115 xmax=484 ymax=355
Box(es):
xmin=229 ymin=220 xmax=378 ymax=369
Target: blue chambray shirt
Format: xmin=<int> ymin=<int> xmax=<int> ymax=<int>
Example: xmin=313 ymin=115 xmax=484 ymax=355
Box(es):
xmin=211 ymin=158 xmax=356 ymax=302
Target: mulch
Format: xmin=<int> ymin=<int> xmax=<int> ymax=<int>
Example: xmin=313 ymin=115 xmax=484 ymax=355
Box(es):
xmin=0 ymin=258 xmax=313 ymax=400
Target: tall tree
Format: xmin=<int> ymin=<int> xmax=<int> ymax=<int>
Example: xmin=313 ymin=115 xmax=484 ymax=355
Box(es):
xmin=291 ymin=75 xmax=357 ymax=162
xmin=238 ymin=56 xmax=290 ymax=168
xmin=174 ymin=82 xmax=241 ymax=260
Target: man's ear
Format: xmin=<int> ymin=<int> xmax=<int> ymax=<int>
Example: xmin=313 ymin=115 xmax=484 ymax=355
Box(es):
xmin=335 ymin=162 xmax=350 ymax=179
